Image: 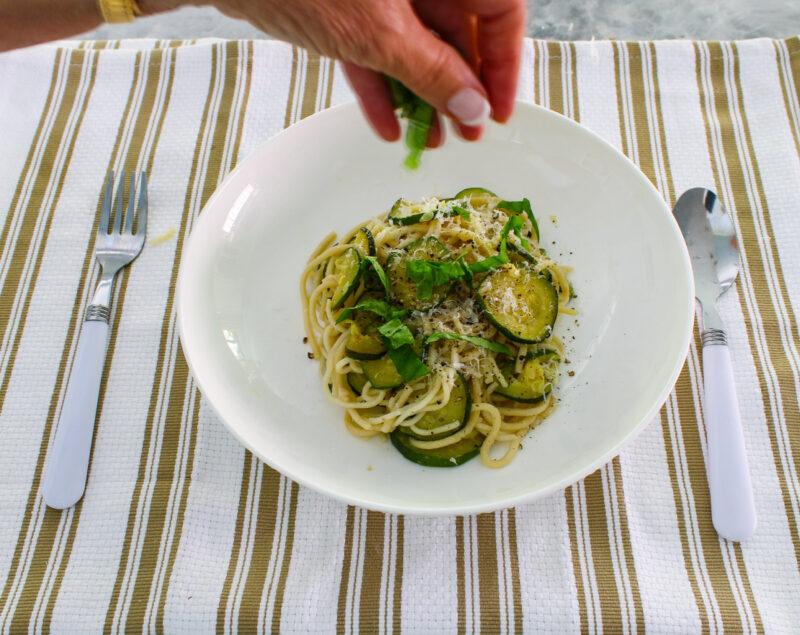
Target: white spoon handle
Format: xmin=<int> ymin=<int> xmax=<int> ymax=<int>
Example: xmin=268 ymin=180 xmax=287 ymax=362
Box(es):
xmin=702 ymin=334 xmax=757 ymax=541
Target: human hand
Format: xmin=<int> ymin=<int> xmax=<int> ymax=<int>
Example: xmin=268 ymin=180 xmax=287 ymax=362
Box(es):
xmin=207 ymin=0 xmax=525 ymax=143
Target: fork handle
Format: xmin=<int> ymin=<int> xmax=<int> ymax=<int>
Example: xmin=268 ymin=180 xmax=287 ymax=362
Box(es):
xmin=42 ymin=318 xmax=109 ymax=509
xmin=702 ymin=331 xmax=757 ymax=541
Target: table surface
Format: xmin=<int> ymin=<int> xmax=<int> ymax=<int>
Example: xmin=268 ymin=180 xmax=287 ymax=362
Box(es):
xmin=1 ymin=34 xmax=800 ymax=634
xmin=78 ymin=0 xmax=800 ymax=42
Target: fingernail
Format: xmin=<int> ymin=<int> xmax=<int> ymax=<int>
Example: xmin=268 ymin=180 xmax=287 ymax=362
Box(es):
xmin=447 ymin=87 xmax=491 ymax=127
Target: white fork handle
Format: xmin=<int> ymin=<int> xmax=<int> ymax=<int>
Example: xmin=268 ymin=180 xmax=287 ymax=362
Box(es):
xmin=42 ymin=319 xmax=109 ymax=509
xmin=703 ymin=342 xmax=757 ymax=541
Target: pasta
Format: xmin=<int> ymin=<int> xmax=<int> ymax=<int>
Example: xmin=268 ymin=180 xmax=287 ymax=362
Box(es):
xmin=300 ymin=189 xmax=575 ymax=468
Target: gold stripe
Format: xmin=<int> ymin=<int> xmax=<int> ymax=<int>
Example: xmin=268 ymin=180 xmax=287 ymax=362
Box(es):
xmin=610 ymin=458 xmax=645 ymax=631
xmin=392 ymin=515 xmax=405 ymax=634
xmin=118 ymin=40 xmax=250 ymax=632
xmin=45 ymin=43 xmax=180 ymax=635
xmin=507 ymin=509 xmax=523 ymax=635
xmin=103 ymin=42 xmax=226 ymax=633
xmin=284 ymin=47 xmax=300 ymax=130
xmin=216 ymin=454 xmax=256 ymax=633
xmin=475 ymin=513 xmax=499 ymax=632
xmin=218 ymin=39 xmax=299 ymax=632
xmin=270 ymin=481 xmax=299 ymax=632
xmin=0 ymin=47 xmax=104 ymax=631
xmin=629 ymin=38 xmax=755 ymax=631
xmin=336 ymin=506 xmax=357 ymax=635
xmin=357 ymin=511 xmax=385 ymax=632
xmin=455 ymin=516 xmax=466 ymax=635
xmin=709 ymin=36 xmax=800 ymax=606
xmin=582 ymin=471 xmax=623 ymax=631
xmin=534 ymin=38 xmax=591 ymax=633
xmin=156 ymin=40 xmax=255 ymax=631
xmin=546 ymin=41 xmax=563 ymax=116
xmin=236 ymin=467 xmax=283 ymax=632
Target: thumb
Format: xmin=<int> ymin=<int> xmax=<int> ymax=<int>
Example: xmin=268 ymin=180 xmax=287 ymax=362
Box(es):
xmin=378 ymin=23 xmax=491 ymax=128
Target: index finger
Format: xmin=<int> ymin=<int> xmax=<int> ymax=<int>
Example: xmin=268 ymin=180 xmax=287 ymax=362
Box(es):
xmin=460 ymin=0 xmax=525 ymax=123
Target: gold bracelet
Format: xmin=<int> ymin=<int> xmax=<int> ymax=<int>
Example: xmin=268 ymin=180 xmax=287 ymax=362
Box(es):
xmin=97 ymin=0 xmax=141 ymax=23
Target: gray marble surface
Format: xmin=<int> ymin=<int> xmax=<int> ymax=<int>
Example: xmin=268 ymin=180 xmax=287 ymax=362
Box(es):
xmin=80 ymin=0 xmax=800 ymax=43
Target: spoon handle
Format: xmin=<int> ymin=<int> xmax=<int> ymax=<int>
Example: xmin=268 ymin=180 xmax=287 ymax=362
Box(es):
xmin=702 ymin=329 xmax=757 ymax=541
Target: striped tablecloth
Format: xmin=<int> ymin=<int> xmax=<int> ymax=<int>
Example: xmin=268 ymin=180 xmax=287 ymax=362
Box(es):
xmin=1 ymin=35 xmax=799 ymax=633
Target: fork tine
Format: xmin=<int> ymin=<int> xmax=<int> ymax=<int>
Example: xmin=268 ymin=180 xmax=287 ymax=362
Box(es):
xmin=136 ymin=172 xmax=148 ymax=236
xmin=113 ymin=171 xmax=124 ymax=234
xmin=99 ymin=171 xmax=114 ymax=234
xmin=124 ymin=172 xmax=136 ymax=234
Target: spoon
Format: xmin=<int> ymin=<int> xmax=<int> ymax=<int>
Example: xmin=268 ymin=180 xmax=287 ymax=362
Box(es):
xmin=673 ymin=188 xmax=756 ymax=542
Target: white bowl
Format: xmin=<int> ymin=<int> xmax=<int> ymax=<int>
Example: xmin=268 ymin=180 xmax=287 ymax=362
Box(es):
xmin=177 ymin=102 xmax=694 ymax=515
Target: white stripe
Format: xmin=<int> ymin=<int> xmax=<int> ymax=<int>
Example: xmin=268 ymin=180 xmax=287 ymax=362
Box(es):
xmin=277 ymin=491 xmax=349 ymax=634
xmin=0 ymin=45 xmax=59 ymax=234
xmin=258 ymin=477 xmax=293 ymax=633
xmin=49 ymin=41 xmax=213 ymax=632
xmin=719 ymin=40 xmax=800 ymax=520
xmin=144 ymin=42 xmax=248 ymax=631
xmin=378 ymin=515 xmax=391 ymax=635
xmin=515 ymin=493 xmax=581 ymax=632
xmin=163 ymin=39 xmax=294 ymax=632
xmin=0 ymin=50 xmax=70 ymax=291
xmin=111 ymin=41 xmax=229 ymax=634
xmin=0 ymin=48 xmax=97 ymax=634
xmin=494 ymin=512 xmax=508 ymax=635
xmin=399 ymin=517 xmax=458 ymax=633
xmin=575 ymin=482 xmax=602 ymax=634
xmin=601 ymin=465 xmax=632 ymax=635
xmin=225 ymin=459 xmax=263 ymax=635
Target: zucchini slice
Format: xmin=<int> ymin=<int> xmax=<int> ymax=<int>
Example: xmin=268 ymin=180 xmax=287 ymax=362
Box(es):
xmin=477 ymin=262 xmax=558 ymax=343
xmin=347 ymin=372 xmax=369 ymax=395
xmin=347 ymin=227 xmax=376 ymax=257
xmin=359 ymin=356 xmax=405 ymax=389
xmin=388 ymin=198 xmax=437 ymax=225
xmin=387 ymin=236 xmax=451 ymax=311
xmin=390 ymin=430 xmax=484 ymax=467
xmin=344 ymin=293 xmax=387 ymax=360
xmin=330 ymin=247 xmax=362 ymax=309
xmin=405 ymin=372 xmax=471 ymax=441
xmin=494 ymin=350 xmax=560 ymax=403
xmin=453 ymin=187 xmax=497 ymax=200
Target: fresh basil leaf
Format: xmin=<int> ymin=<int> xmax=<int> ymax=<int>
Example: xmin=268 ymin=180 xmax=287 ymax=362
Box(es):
xmin=451 ymin=205 xmax=471 ymax=220
xmin=498 ymin=198 xmax=539 ymax=242
xmin=456 ymin=253 xmax=474 ymax=290
xmin=468 ymin=237 xmax=509 ymax=274
xmin=425 ymin=331 xmax=513 ymax=356
xmin=362 ymin=256 xmax=391 ymax=298
xmin=385 ymin=78 xmax=434 ymax=171
xmin=405 ymin=259 xmax=464 ymax=300
xmin=387 ymin=344 xmax=430 ymax=382
xmin=378 ymin=318 xmax=415 ymax=349
xmin=335 ymin=298 xmax=407 ymax=324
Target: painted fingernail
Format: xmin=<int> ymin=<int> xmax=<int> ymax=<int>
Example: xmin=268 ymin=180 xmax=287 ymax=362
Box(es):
xmin=446 ymin=87 xmax=491 ymax=127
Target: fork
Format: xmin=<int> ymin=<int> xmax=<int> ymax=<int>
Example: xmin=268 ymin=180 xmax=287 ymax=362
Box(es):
xmin=42 ymin=171 xmax=148 ymax=509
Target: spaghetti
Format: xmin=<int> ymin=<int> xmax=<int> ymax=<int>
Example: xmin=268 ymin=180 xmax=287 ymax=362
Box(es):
xmin=301 ymin=188 xmax=575 ymax=468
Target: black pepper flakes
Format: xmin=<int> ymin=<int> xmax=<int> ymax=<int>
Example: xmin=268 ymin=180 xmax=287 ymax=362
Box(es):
xmin=568 ymin=370 xmax=575 ymax=377
xmin=307 ymin=352 xmax=315 ymax=359
xmin=303 ymin=336 xmax=308 ymax=344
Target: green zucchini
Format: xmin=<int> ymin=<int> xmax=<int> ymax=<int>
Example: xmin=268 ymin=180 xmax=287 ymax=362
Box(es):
xmin=330 ymin=247 xmax=362 ymax=309
xmin=347 ymin=227 xmax=376 ymax=257
xmin=494 ymin=350 xmax=560 ymax=403
xmin=405 ymin=372 xmax=471 ymax=441
xmin=390 ymin=430 xmax=484 ymax=467
xmin=453 ymin=187 xmax=497 ymax=200
xmin=359 ymin=355 xmax=405 ymax=389
xmin=387 ymin=236 xmax=451 ymax=311
xmin=507 ymin=240 xmax=537 ymax=264
xmin=344 ymin=293 xmax=387 ymax=360
xmin=477 ymin=262 xmax=558 ymax=343
xmin=388 ymin=199 xmax=437 ymax=225
xmin=347 ymin=372 xmax=369 ymax=394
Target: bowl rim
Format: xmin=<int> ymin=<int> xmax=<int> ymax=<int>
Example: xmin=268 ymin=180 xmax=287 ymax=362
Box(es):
xmin=176 ymin=100 xmax=695 ymax=515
